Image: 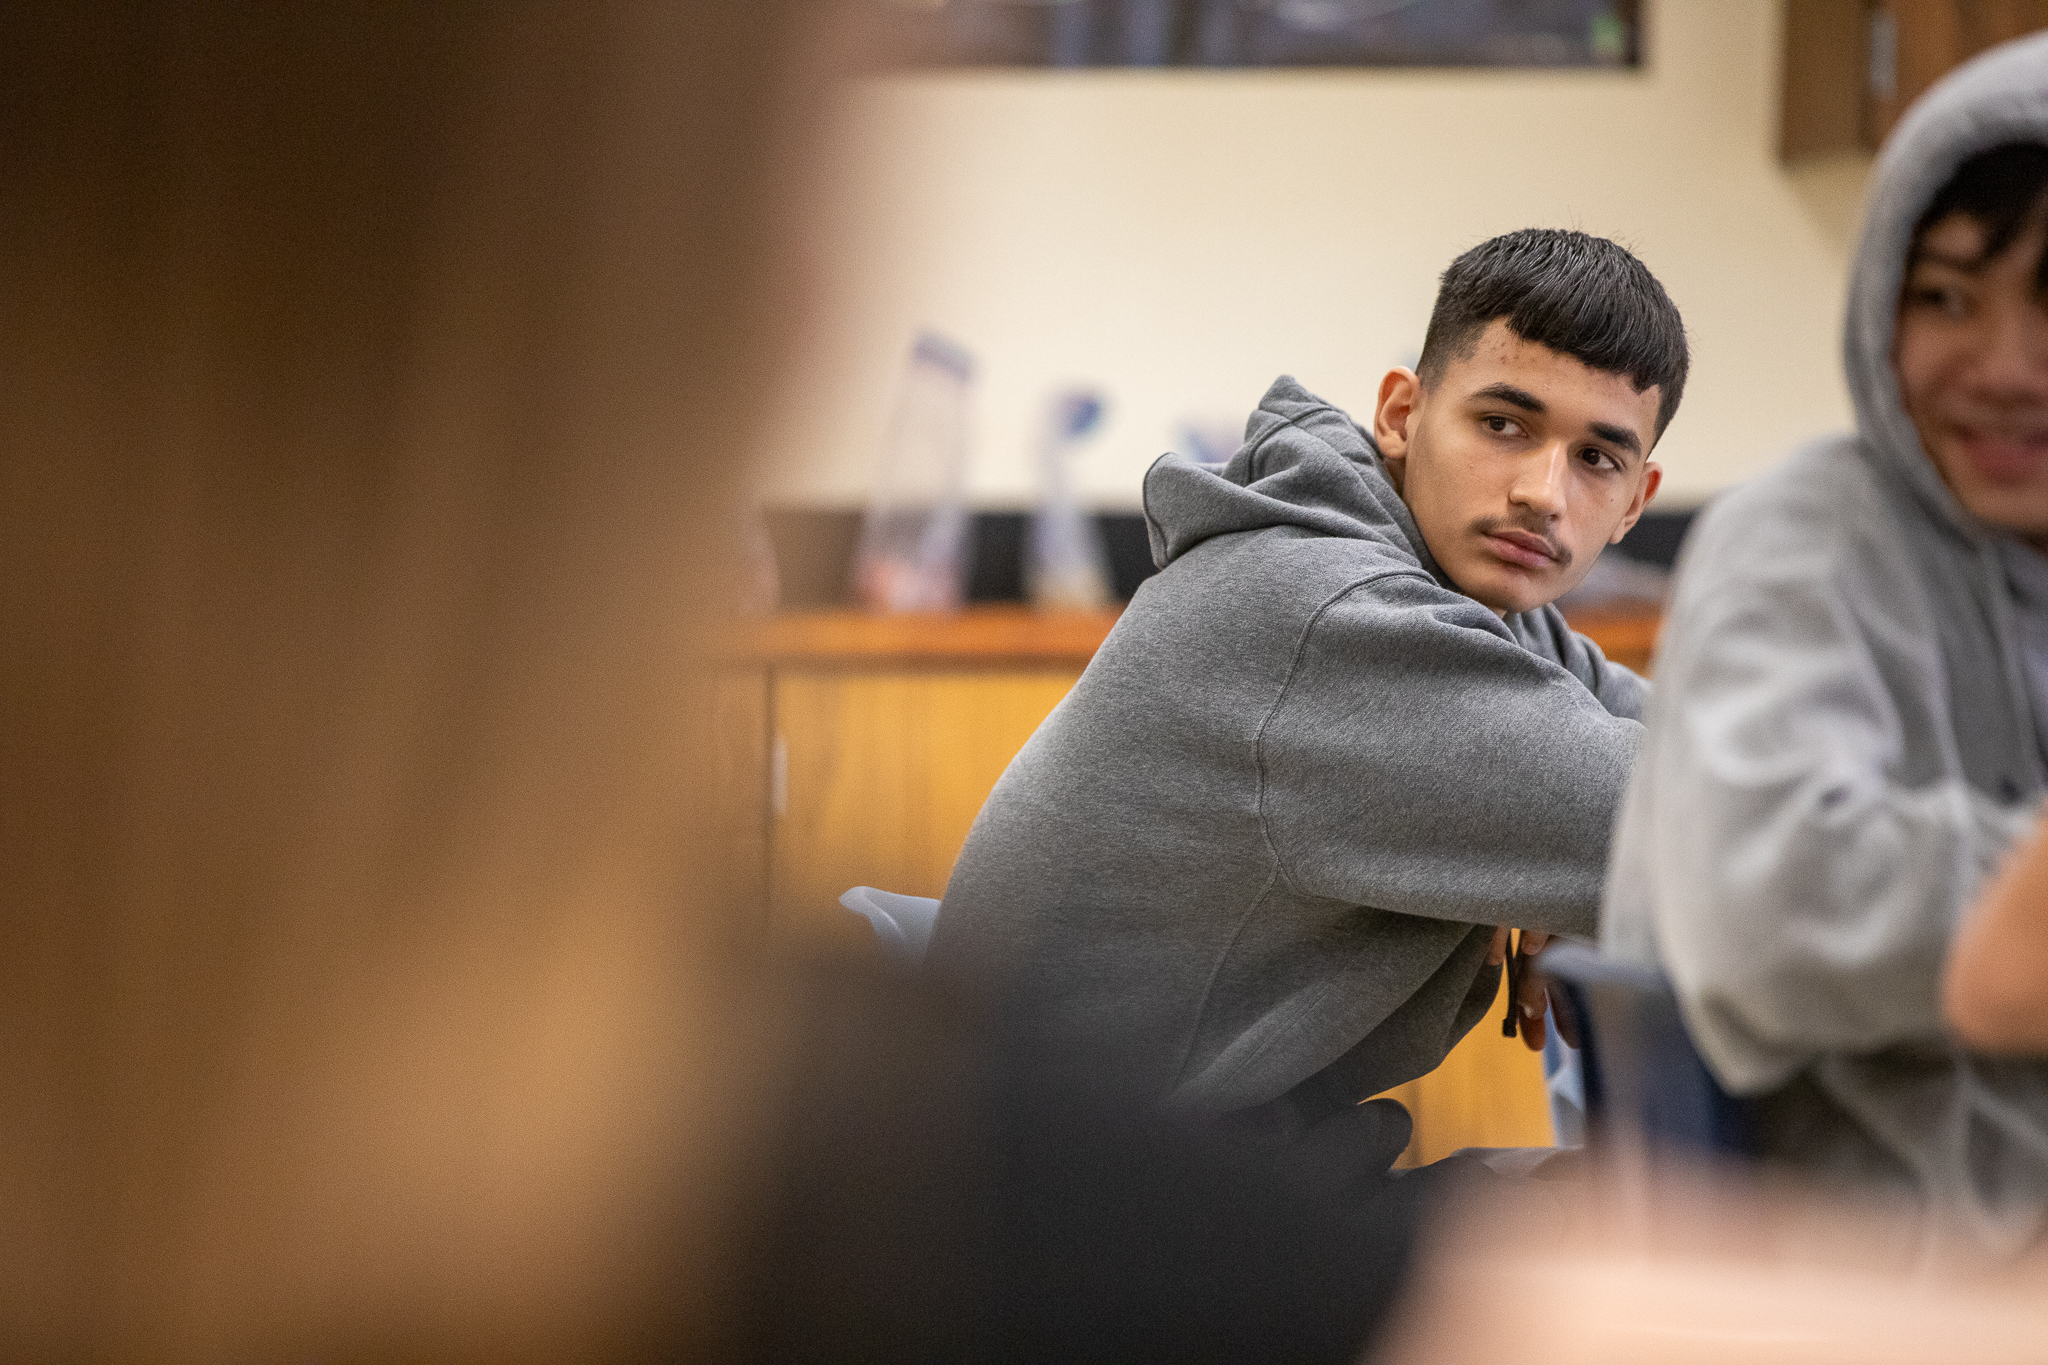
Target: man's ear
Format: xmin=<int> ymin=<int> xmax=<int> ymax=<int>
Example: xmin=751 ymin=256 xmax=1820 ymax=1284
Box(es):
xmin=1609 ymin=461 xmax=1662 ymax=543
xmin=1374 ymin=368 xmax=1421 ymax=477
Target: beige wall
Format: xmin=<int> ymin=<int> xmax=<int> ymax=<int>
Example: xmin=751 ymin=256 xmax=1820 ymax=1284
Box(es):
xmin=764 ymin=0 xmax=1872 ymax=510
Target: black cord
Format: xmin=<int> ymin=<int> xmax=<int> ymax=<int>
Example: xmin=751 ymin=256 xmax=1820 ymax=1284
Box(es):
xmin=1500 ymin=930 xmax=1522 ymax=1038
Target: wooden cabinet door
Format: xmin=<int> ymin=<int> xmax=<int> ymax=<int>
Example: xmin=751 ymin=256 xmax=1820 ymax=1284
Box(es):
xmin=1378 ymin=1018 xmax=1556 ymax=1165
xmin=767 ymin=668 xmax=1083 ymax=947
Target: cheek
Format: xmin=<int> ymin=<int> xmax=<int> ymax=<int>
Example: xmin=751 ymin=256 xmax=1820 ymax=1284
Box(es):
xmin=1564 ymin=480 xmax=1634 ymax=553
xmin=1893 ymin=324 xmax=1961 ymax=417
xmin=1418 ymin=437 xmax=1501 ymax=508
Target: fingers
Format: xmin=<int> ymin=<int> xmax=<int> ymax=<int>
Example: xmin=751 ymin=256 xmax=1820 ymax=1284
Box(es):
xmin=1487 ymin=926 xmax=1510 ymax=967
xmin=1547 ymin=980 xmax=1582 ymax=1050
xmin=1515 ymin=958 xmax=1551 ymax=1051
xmin=1520 ymin=930 xmax=1551 ymax=956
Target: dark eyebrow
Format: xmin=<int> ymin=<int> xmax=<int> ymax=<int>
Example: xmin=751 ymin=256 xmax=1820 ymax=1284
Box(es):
xmin=1471 ymin=380 xmax=1644 ymax=460
xmin=1910 ymin=248 xmax=1987 ymax=274
xmin=1589 ymin=420 xmax=1643 ymax=460
xmin=1469 ymin=381 xmax=1544 ymax=413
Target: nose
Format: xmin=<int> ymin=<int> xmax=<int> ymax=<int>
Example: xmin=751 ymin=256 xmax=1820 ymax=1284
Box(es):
xmin=1508 ymin=441 xmax=1570 ymax=519
xmin=1972 ymin=294 xmax=2048 ymax=401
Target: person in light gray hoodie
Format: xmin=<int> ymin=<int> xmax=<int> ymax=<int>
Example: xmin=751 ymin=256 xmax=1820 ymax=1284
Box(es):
xmin=931 ymin=229 xmax=1686 ymax=1159
xmin=1605 ymin=33 xmax=2048 ymax=1261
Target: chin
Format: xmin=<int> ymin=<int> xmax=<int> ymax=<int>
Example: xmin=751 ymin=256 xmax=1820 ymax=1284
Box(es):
xmin=1946 ymin=480 xmax=2048 ymax=539
xmin=1933 ymin=448 xmax=2048 ymax=535
xmin=1969 ymin=498 xmax=2048 ymax=542
xmin=1450 ymin=551 xmax=1564 ymax=615
xmin=1465 ymin=575 xmax=1548 ymax=616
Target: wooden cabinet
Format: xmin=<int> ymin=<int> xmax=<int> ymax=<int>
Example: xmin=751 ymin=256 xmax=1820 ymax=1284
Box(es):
xmin=768 ymin=668 xmax=1087 ymax=947
xmin=722 ymin=604 xmax=1658 ymax=1161
xmin=1782 ymin=1 xmax=2048 ymax=160
xmin=722 ymin=607 xmax=1116 ymax=945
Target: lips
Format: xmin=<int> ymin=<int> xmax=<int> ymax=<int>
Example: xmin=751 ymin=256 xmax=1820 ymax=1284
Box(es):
xmin=1954 ymin=425 xmax=2048 ymax=486
xmin=1484 ymin=529 xmax=1560 ymax=569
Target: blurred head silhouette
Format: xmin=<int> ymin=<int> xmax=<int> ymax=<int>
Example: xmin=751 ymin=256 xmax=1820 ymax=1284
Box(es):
xmin=0 ymin=4 xmax=837 ymax=1357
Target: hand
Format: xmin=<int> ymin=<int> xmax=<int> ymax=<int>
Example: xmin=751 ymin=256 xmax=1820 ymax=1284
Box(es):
xmin=1486 ymin=929 xmax=1577 ymax=1052
xmin=1485 ymin=926 xmax=1550 ymax=966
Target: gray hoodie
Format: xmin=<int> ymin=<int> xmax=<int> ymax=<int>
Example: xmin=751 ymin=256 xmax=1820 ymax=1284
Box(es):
xmin=931 ymin=377 xmax=1645 ymax=1116
xmin=1604 ymin=34 xmax=2048 ymax=1259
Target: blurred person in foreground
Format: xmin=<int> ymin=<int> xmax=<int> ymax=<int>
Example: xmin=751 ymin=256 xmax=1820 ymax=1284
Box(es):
xmin=932 ymin=230 xmax=1683 ymax=1179
xmin=0 ymin=4 xmax=1429 ymax=1360
xmin=1605 ymin=33 xmax=2048 ymax=1263
xmin=0 ymin=4 xmax=813 ymax=1355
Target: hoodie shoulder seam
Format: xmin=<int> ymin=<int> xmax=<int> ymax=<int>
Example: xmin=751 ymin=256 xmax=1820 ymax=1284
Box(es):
xmin=1251 ymin=570 xmax=1435 ymax=899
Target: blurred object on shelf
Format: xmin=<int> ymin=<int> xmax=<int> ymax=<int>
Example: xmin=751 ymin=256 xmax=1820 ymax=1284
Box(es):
xmin=767 ymin=507 xmax=1156 ymax=608
xmin=1027 ymin=388 xmax=1114 ymax=611
xmin=853 ymin=331 xmax=976 ymax=613
xmin=1178 ymin=415 xmax=1244 ymax=466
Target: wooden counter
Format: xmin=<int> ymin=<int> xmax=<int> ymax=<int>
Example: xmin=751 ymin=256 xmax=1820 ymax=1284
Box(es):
xmin=722 ymin=602 xmax=1659 ymax=1163
xmin=722 ymin=605 xmax=1123 ymax=666
xmin=725 ymin=601 xmax=1658 ymax=669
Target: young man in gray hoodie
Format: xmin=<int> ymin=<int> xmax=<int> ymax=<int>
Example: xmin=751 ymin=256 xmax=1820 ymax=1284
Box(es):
xmin=1605 ymin=35 xmax=2048 ymax=1260
xmin=930 ymin=228 xmax=1686 ymax=1159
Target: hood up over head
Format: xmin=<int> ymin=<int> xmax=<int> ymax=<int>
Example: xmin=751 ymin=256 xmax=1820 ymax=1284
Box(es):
xmin=1845 ymin=31 xmax=2048 ymax=537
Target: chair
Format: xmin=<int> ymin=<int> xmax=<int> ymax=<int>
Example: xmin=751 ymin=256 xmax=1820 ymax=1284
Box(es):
xmin=1537 ymin=942 xmax=1755 ymax=1160
xmin=1540 ymin=1027 xmax=1588 ymax=1149
xmin=839 ymin=885 xmax=942 ymax=966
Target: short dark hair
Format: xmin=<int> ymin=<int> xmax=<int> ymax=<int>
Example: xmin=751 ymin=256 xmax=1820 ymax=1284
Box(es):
xmin=1416 ymin=228 xmax=1689 ymax=439
xmin=1911 ymin=142 xmax=2048 ymax=292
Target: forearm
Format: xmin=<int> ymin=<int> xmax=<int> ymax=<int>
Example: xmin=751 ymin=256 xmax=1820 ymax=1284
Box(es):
xmin=1944 ymin=817 xmax=2048 ymax=1053
xmin=1651 ymin=774 xmax=2027 ymax=1090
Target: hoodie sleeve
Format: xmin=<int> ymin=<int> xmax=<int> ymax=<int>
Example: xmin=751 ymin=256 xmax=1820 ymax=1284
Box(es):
xmin=1513 ymin=606 xmax=1650 ymax=722
xmin=1603 ymin=508 xmax=2035 ymax=1094
xmin=1258 ymin=572 xmax=1643 ymax=938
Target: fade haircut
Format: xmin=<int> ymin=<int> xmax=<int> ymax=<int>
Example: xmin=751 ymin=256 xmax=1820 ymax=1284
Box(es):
xmin=1416 ymin=228 xmax=1689 ymax=439
xmin=1911 ymin=142 xmax=2048 ymax=293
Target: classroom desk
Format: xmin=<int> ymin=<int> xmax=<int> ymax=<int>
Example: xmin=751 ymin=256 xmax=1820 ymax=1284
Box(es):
xmin=717 ymin=601 xmax=1660 ymax=1162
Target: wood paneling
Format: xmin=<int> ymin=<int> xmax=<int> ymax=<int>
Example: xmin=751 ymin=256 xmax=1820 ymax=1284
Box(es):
xmin=726 ymin=605 xmax=1121 ymax=666
xmin=1566 ymin=605 xmax=1661 ymax=674
xmin=768 ymin=668 xmax=1085 ymax=945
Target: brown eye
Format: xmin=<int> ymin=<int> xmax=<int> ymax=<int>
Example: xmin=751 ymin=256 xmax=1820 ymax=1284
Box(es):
xmin=1907 ymin=284 xmax=1971 ymax=319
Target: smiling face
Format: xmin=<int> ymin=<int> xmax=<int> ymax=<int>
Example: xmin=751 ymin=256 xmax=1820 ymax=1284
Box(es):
xmin=1373 ymin=318 xmax=1663 ymax=616
xmin=1894 ymin=211 xmax=2048 ymax=544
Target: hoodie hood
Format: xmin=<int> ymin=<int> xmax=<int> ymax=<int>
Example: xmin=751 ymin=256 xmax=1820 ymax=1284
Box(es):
xmin=1846 ymin=31 xmax=2048 ymax=538
xmin=1143 ymin=375 xmax=1443 ymax=580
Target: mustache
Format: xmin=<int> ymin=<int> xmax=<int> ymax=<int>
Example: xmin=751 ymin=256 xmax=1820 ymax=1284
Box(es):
xmin=1471 ymin=516 xmax=1572 ymax=568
